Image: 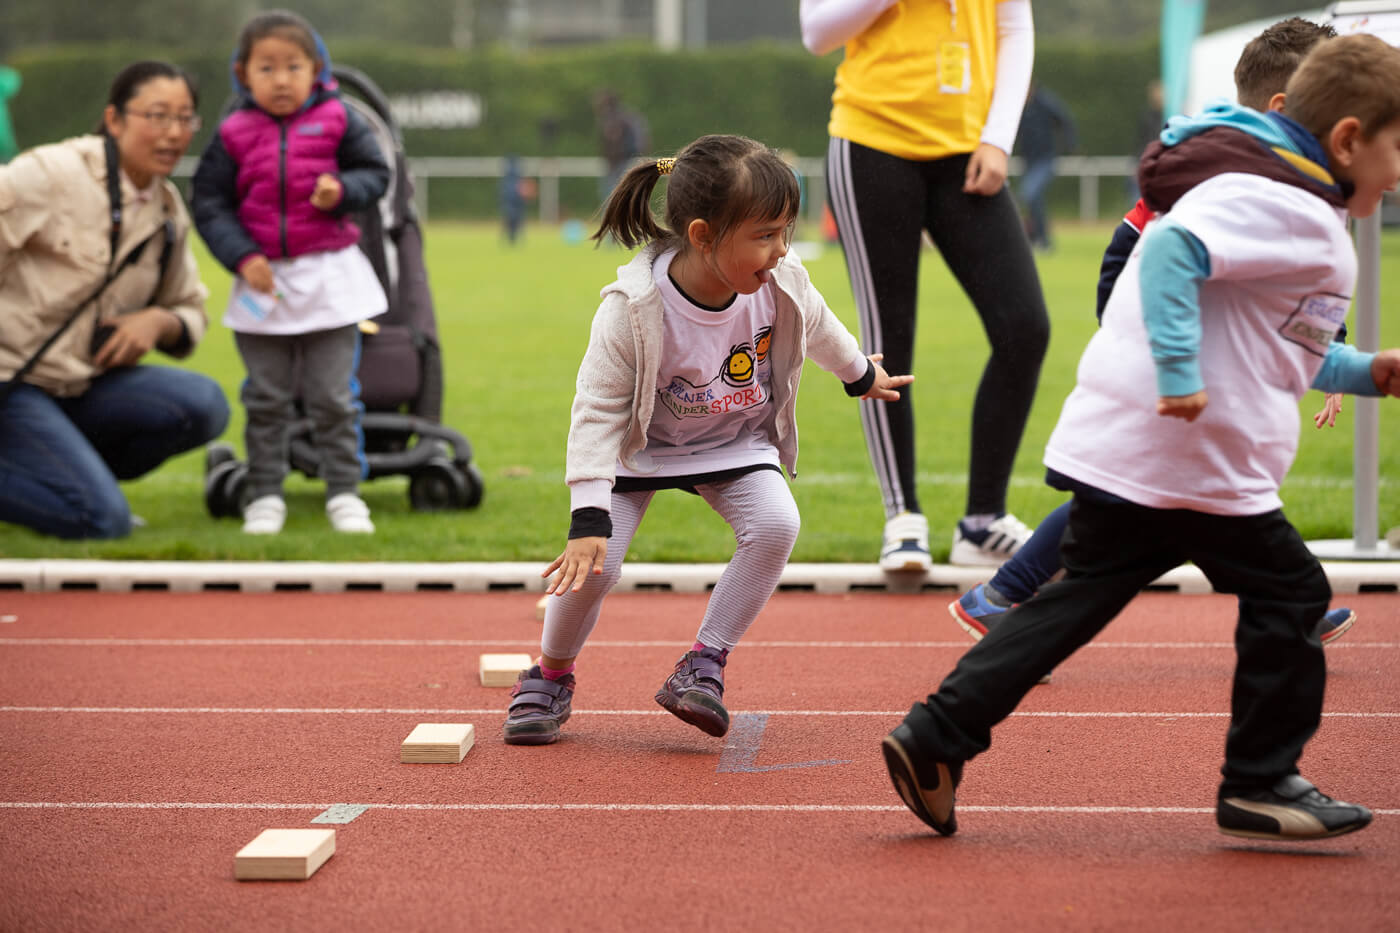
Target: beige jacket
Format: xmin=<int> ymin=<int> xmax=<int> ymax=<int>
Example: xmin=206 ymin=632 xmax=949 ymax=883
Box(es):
xmin=0 ymin=134 xmax=209 ymax=397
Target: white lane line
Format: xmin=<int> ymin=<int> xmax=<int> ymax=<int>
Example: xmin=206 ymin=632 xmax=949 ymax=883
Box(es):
xmin=1 ymin=801 xmax=1397 ymax=816
xmin=1 ymin=706 xmax=1395 ymax=717
xmin=1 ymin=637 xmax=1396 ymax=649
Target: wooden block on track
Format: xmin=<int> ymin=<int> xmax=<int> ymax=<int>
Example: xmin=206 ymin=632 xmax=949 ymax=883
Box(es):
xmin=479 ymin=653 xmax=532 ymax=687
xmin=234 ymin=828 xmax=335 ymax=881
xmin=535 ymin=593 xmax=549 ymax=621
xmin=401 ymin=722 xmax=475 ymax=763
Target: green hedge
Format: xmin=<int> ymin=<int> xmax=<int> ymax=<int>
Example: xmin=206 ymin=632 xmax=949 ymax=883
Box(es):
xmin=8 ymin=38 xmax=1158 ymax=216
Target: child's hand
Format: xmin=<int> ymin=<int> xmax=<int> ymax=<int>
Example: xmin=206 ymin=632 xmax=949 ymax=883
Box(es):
xmin=240 ymin=255 xmax=276 ymax=294
xmin=1157 ymin=391 xmax=1208 ymax=422
xmin=311 ymin=173 xmax=342 ymax=210
xmin=542 ymin=536 xmax=608 ymax=594
xmin=1371 ymin=349 xmax=1400 ymax=397
xmin=860 ymin=353 xmax=914 ymax=402
xmin=1313 ymin=393 xmax=1344 ymax=428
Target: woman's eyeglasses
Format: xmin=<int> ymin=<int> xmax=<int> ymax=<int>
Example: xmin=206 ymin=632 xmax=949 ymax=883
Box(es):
xmin=124 ymin=110 xmax=203 ymax=132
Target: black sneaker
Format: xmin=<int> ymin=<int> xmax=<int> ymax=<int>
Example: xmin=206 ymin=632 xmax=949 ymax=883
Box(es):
xmin=503 ymin=665 xmax=574 ymax=746
xmin=655 ymin=647 xmax=729 ymax=737
xmin=1217 ymin=774 xmax=1373 ymax=841
xmin=881 ymin=722 xmax=963 ymax=836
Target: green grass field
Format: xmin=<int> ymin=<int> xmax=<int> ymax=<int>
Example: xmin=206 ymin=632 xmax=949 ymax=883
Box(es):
xmin=3 ymin=219 xmax=1398 ymax=563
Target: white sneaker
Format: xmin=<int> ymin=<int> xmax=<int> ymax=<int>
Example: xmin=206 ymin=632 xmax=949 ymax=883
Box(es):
xmin=326 ymin=493 xmax=375 ymax=533
xmin=880 ymin=511 xmax=932 ymax=573
xmin=949 ymin=513 xmax=1032 ymax=567
xmin=242 ymin=495 xmax=286 ymax=535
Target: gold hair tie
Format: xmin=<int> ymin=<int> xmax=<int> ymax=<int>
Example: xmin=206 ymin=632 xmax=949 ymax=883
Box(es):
xmin=656 ymin=158 xmax=676 ymax=175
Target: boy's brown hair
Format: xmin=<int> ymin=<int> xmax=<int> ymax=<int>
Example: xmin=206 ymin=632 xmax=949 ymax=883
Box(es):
xmin=1285 ymin=33 xmax=1400 ymax=142
xmin=1233 ymin=17 xmax=1336 ymax=110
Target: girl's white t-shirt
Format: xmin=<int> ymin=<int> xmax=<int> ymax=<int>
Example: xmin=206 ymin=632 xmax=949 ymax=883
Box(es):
xmin=1044 ymin=172 xmax=1355 ymax=516
xmin=616 ymin=249 xmax=781 ymax=480
xmin=223 ymin=244 xmax=387 ymax=335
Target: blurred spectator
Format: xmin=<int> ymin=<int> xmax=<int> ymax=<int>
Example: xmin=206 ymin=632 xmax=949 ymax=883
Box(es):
xmin=0 ymin=63 xmax=20 ymax=163
xmin=593 ymin=89 xmax=649 ymax=201
xmin=500 ymin=154 xmax=534 ymax=244
xmin=1015 ymin=81 xmax=1077 ymax=251
xmin=1127 ymin=78 xmax=1164 ymax=204
xmin=0 ymin=60 xmax=229 ymax=539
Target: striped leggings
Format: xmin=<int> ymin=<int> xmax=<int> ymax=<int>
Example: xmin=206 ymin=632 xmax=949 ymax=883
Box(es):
xmin=825 ymin=137 xmax=1050 ymax=518
xmin=540 ymin=468 xmax=801 ymax=660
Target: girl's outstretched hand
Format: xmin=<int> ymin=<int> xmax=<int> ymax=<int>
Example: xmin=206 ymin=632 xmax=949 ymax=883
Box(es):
xmin=861 ymin=352 xmax=914 ymax=402
xmin=543 ymin=536 xmax=608 ymax=594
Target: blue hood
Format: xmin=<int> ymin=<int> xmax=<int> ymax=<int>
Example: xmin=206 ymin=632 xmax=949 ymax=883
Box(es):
xmin=1160 ymin=98 xmax=1333 ymax=175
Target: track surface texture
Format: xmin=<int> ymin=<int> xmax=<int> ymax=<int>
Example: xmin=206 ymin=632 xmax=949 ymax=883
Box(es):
xmin=1 ymin=590 xmax=1397 ymax=932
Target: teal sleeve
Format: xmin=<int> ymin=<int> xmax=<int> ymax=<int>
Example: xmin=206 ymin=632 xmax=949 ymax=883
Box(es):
xmin=1139 ymin=218 xmax=1211 ymax=397
xmin=1313 ymin=342 xmax=1380 ymax=396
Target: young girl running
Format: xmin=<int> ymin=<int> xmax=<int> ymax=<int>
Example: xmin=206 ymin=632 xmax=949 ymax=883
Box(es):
xmin=192 ymin=9 xmax=389 ymax=535
xmin=505 ymin=134 xmax=912 ymax=745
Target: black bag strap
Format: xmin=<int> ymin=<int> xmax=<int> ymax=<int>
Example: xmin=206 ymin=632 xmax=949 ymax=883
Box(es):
xmin=0 ymin=135 xmax=174 ymax=408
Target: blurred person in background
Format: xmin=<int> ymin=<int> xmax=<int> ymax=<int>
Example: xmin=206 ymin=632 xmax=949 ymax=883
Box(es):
xmin=192 ymin=9 xmax=389 ymax=536
xmin=801 ymin=0 xmax=1049 ymax=571
xmin=594 ymin=89 xmax=650 ymax=204
xmin=0 ymin=60 xmax=229 ymax=539
xmin=1015 ymin=80 xmax=1077 ymax=251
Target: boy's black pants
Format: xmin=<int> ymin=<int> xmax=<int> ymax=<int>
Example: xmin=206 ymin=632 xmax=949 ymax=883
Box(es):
xmin=903 ymin=493 xmax=1330 ymax=796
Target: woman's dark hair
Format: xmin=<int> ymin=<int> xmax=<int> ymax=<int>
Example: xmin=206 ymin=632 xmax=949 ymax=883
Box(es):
xmin=93 ymin=60 xmax=198 ymax=134
xmin=235 ymin=9 xmax=320 ymax=67
xmin=593 ymin=134 xmax=801 ymax=252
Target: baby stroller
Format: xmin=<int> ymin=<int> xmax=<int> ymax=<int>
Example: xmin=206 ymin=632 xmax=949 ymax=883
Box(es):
xmin=204 ymin=65 xmax=483 ymax=517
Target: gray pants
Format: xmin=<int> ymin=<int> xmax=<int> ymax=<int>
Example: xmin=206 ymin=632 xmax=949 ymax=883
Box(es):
xmin=541 ymin=469 xmax=801 ymax=659
xmin=235 ymin=326 xmax=365 ymax=500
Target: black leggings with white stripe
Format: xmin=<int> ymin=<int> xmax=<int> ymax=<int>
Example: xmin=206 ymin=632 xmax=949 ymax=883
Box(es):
xmin=825 ymin=138 xmax=1050 ymax=518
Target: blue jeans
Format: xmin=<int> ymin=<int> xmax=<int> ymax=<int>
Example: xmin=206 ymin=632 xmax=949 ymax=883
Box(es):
xmin=0 ymin=366 xmax=229 ymax=538
xmin=1018 ymin=156 xmax=1056 ymax=247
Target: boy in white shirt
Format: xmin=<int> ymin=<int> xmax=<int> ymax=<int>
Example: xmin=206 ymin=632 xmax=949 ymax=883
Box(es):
xmin=881 ymin=33 xmax=1400 ymax=843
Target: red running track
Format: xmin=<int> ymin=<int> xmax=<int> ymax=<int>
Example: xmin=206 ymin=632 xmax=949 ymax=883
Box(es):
xmin=1 ymin=590 xmax=1397 ymax=932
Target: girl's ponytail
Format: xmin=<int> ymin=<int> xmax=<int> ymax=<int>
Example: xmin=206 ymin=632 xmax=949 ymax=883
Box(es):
xmin=592 ymin=159 xmax=672 ymax=250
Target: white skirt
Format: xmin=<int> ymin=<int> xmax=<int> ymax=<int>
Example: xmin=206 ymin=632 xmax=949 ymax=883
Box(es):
xmin=223 ymin=245 xmax=388 ymax=335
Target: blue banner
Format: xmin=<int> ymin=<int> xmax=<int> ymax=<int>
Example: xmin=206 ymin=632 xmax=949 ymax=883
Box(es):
xmin=1161 ymin=0 xmax=1207 ymax=118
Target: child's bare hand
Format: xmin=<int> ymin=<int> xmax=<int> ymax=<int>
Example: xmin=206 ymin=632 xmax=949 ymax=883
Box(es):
xmin=240 ymin=255 xmax=275 ymax=294
xmin=860 ymin=353 xmax=914 ymax=402
xmin=1313 ymin=393 xmax=1344 ymax=428
xmin=1371 ymin=349 xmax=1400 ymax=397
xmin=1157 ymin=390 xmax=1208 ymax=422
xmin=542 ymin=536 xmax=607 ymax=594
xmin=311 ymin=173 xmax=342 ymax=210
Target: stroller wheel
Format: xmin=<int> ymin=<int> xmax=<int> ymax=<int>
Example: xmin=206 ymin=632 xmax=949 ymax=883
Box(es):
xmin=409 ymin=460 xmax=469 ymax=511
xmin=204 ymin=459 xmax=248 ymax=519
xmin=461 ymin=462 xmax=485 ymax=509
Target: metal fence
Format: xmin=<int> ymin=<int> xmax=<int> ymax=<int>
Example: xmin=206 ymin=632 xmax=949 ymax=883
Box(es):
xmin=175 ymin=154 xmax=1141 ymax=225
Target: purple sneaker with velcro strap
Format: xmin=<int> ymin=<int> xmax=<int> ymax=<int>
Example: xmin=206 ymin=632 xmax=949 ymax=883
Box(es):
xmin=655 ymin=647 xmax=730 ymax=737
xmin=503 ymin=665 xmax=574 ymax=746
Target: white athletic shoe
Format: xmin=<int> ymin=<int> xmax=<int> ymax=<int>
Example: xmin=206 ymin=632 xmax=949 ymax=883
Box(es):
xmin=949 ymin=513 xmax=1032 ymax=567
xmin=880 ymin=511 xmax=932 ymax=573
xmin=326 ymin=493 xmax=375 ymax=534
xmin=242 ymin=495 xmax=287 ymax=535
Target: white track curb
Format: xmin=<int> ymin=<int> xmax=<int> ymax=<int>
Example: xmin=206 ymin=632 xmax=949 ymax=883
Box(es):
xmin=2 ymin=559 xmax=1399 ymax=594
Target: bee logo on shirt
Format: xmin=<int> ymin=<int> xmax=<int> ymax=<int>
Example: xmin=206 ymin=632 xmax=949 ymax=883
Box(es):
xmin=753 ymin=326 xmax=772 ymax=365
xmin=722 ymin=343 xmax=756 ymax=388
